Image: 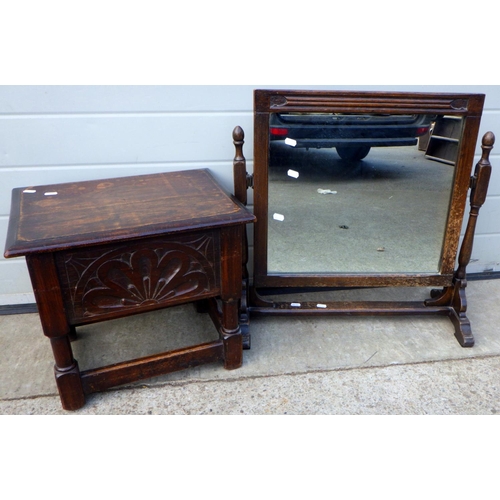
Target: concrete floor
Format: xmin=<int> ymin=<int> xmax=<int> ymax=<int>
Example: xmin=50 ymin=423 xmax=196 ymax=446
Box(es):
xmin=268 ymin=144 xmax=454 ymax=273
xmin=1 ymin=278 xmax=500 ymax=414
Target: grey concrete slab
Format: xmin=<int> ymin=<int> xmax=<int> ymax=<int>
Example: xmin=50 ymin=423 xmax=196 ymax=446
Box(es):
xmin=1 ymin=279 xmax=499 ymax=414
xmin=1 ymin=356 xmax=499 ymax=415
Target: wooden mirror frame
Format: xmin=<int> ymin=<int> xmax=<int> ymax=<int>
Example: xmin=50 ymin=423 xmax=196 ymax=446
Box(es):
xmin=233 ymin=89 xmax=494 ymax=348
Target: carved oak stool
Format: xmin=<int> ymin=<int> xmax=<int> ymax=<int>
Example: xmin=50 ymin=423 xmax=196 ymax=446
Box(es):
xmin=4 ymin=169 xmax=255 ymax=410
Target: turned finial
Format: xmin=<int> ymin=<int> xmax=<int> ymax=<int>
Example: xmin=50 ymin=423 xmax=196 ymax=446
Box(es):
xmin=233 ymin=126 xmax=244 ymax=143
xmin=480 ymin=131 xmax=495 ymax=162
xmin=482 ymin=131 xmax=495 ymax=147
xmin=233 ymin=126 xmax=245 ymax=163
xmin=233 ymin=126 xmax=247 ymax=205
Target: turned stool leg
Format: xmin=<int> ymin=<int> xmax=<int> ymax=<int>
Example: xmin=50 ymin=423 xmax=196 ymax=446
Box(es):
xmin=221 ymin=299 xmax=243 ymax=370
xmin=26 ymin=253 xmax=86 ymax=410
xmin=51 ymin=335 xmax=85 ymax=410
xmin=220 ymin=225 xmax=244 ymax=370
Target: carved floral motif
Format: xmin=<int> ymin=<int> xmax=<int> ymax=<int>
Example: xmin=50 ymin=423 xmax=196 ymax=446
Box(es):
xmin=60 ymin=234 xmax=218 ymax=319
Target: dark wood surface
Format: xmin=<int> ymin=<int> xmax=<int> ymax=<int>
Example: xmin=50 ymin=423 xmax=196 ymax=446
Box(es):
xmin=4 ymin=168 xmax=254 ymax=258
xmin=254 ymin=89 xmax=485 ymax=115
xmin=4 ymin=168 xmax=255 ymax=410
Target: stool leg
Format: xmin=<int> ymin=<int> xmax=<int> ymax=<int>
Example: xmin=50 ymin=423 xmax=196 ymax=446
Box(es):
xmin=51 ymin=336 xmax=85 ymax=411
xmin=220 ymin=226 xmax=244 ymax=370
xmin=221 ymin=299 xmax=243 ymax=370
xmin=26 ymin=253 xmax=86 ymax=411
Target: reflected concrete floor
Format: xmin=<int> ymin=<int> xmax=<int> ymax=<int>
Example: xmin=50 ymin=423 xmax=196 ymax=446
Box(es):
xmin=268 ymin=144 xmax=454 ymax=274
xmin=1 ymin=279 xmax=499 ymax=414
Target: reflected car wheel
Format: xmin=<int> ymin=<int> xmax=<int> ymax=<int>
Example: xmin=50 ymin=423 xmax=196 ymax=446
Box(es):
xmin=336 ymin=145 xmax=371 ymax=161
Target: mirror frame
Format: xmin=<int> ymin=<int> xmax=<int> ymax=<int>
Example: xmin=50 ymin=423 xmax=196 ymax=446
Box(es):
xmin=253 ymin=89 xmax=484 ymax=289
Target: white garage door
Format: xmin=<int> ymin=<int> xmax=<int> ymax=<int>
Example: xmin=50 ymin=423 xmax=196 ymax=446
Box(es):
xmin=1 ymin=85 xmax=499 ymax=305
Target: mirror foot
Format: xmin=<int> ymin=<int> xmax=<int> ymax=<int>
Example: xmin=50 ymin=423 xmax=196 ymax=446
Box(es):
xmin=449 ymin=278 xmax=474 ymax=347
xmin=425 ymin=278 xmax=474 ymax=347
xmin=450 ymin=309 xmax=474 ymax=347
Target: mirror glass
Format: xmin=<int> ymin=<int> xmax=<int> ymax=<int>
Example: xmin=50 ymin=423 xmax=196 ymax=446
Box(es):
xmin=267 ymin=112 xmax=463 ymax=274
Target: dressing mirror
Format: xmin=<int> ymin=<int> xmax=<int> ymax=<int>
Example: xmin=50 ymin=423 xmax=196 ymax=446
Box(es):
xmin=233 ymin=90 xmax=494 ymax=348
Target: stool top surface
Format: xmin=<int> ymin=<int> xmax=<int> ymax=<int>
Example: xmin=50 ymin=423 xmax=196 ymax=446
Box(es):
xmin=4 ymin=169 xmax=255 ymax=257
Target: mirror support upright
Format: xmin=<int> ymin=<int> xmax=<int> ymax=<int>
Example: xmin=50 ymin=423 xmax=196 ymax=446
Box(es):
xmin=233 ymin=126 xmax=253 ymax=348
xmin=426 ymin=131 xmax=495 ymax=346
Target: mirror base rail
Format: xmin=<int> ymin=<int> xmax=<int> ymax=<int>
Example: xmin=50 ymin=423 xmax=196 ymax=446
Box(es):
xmin=248 ymin=283 xmax=472 ymax=347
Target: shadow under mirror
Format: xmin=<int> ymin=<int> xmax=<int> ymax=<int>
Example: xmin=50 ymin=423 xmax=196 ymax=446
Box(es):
xmin=267 ymin=112 xmax=462 ymax=274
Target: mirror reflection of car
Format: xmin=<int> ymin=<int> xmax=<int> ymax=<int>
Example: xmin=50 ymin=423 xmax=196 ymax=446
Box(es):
xmin=269 ymin=113 xmax=435 ymax=161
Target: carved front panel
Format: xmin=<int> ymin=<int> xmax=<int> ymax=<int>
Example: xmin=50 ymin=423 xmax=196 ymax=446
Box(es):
xmin=56 ymin=232 xmax=220 ymax=323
